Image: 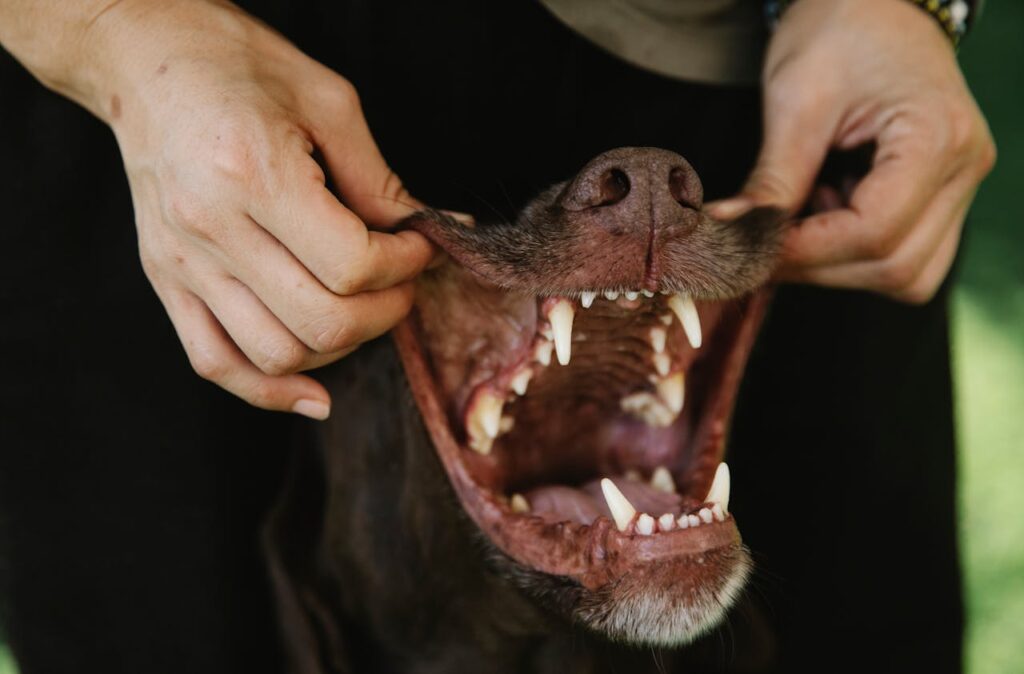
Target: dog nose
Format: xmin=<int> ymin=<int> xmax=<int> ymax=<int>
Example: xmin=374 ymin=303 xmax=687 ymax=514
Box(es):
xmin=558 ymin=147 xmax=703 ymax=219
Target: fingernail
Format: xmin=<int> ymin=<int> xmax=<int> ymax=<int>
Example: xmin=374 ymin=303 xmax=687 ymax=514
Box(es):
xmin=705 ymin=198 xmax=752 ymax=220
xmin=292 ymin=398 xmax=330 ymax=420
xmin=441 ymin=210 xmax=476 ymax=227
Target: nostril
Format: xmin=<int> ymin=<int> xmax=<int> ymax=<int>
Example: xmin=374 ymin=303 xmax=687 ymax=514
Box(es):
xmin=669 ymin=167 xmax=703 ymax=209
xmin=596 ymin=168 xmax=631 ymax=207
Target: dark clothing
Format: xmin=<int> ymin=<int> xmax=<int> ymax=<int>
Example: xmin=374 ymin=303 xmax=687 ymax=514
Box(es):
xmin=0 ymin=1 xmax=962 ymax=672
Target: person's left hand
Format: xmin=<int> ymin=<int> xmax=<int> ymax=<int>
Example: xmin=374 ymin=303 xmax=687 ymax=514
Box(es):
xmin=708 ymin=0 xmax=996 ymax=304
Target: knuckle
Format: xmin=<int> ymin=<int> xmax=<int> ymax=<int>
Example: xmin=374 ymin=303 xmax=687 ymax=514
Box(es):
xmin=307 ymin=315 xmax=357 ymax=354
xmin=856 ymin=227 xmax=903 ymax=261
xmin=244 ymin=379 xmax=281 ymax=410
xmin=190 ymin=348 xmax=229 ymax=383
xmin=165 ymin=192 xmax=215 ymax=239
xmin=255 ymin=338 xmax=307 ymax=376
xmin=873 ymin=258 xmax=917 ymax=294
xmin=977 ymin=135 xmax=998 ymax=176
xmin=327 ymin=76 xmax=360 ymax=111
xmin=208 ymin=122 xmax=261 ymax=186
xmin=897 ymin=283 xmax=937 ymax=306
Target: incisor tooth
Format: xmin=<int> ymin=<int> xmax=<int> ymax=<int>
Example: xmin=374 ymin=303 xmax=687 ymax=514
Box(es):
xmin=580 ymin=291 xmax=596 ymax=308
xmin=668 ymin=294 xmax=702 ymax=349
xmin=650 ymin=466 xmax=676 ymax=494
xmin=705 ymin=462 xmax=731 ymax=513
xmin=604 ymin=290 xmax=620 ymax=300
xmin=656 ymin=372 xmax=685 ymax=414
xmin=636 ymin=513 xmax=655 ymax=535
xmin=649 ymin=326 xmax=667 ymax=354
xmin=641 ymin=289 xmax=655 ymax=298
xmin=600 ymin=478 xmax=637 ymax=532
xmin=534 ymin=340 xmax=554 ymax=366
xmin=549 ymin=299 xmax=575 ymax=366
xmin=510 ymin=367 xmax=532 ymax=396
xmin=658 ymin=513 xmax=676 ymax=531
xmin=699 ymin=507 xmax=714 ymax=524
xmin=510 ymin=493 xmax=531 ymax=513
xmin=467 ymin=390 xmax=504 ymax=454
xmin=624 ymin=290 xmax=639 ymax=301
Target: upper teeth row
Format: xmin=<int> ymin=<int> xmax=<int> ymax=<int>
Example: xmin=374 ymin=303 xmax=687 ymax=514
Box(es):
xmin=601 ymin=462 xmax=731 ymax=534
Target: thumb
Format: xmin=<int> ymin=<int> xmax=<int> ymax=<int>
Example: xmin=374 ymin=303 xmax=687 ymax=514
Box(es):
xmin=707 ymin=94 xmax=836 ymax=220
xmin=310 ymin=86 xmax=423 ymax=229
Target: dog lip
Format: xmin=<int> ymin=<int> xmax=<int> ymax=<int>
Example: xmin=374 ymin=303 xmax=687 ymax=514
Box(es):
xmin=391 ymin=287 xmax=772 ymax=587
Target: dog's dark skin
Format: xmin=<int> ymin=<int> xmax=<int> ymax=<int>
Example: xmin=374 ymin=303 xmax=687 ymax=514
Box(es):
xmin=265 ymin=148 xmax=787 ymax=673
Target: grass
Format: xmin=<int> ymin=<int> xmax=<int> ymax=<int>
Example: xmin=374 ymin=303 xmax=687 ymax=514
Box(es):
xmin=1 ymin=5 xmax=1022 ymax=673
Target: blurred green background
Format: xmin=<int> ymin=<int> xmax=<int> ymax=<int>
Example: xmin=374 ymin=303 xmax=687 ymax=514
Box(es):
xmin=1 ymin=2 xmax=1022 ymax=673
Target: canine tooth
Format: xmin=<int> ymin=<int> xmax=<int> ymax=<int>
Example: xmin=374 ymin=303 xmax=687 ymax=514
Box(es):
xmin=580 ymin=291 xmax=597 ymax=308
xmin=636 ymin=513 xmax=655 ymax=536
xmin=604 ymin=290 xmax=619 ymax=300
xmin=656 ymin=372 xmax=685 ymax=414
xmin=668 ymin=294 xmax=702 ymax=349
xmin=620 ymin=392 xmax=675 ymax=427
xmin=510 ymin=493 xmax=531 ymax=513
xmin=705 ymin=462 xmax=731 ymax=513
xmin=510 ymin=367 xmax=533 ymax=396
xmin=649 ymin=326 xmax=667 ymax=354
xmin=624 ymin=290 xmax=639 ymax=301
xmin=534 ymin=340 xmax=554 ymax=366
xmin=687 ymin=514 xmax=701 ymax=527
xmin=698 ymin=507 xmax=714 ymax=524
xmin=600 ymin=478 xmax=637 ymax=532
xmin=659 ymin=313 xmax=674 ymax=326
xmin=658 ymin=513 xmax=676 ymax=531
xmin=677 ymin=514 xmax=690 ymax=529
xmin=712 ymin=503 xmax=726 ymax=522
xmin=641 ymin=289 xmax=655 ymax=298
xmin=549 ymin=299 xmax=575 ymax=366
xmin=467 ymin=390 xmax=504 ymax=454
xmin=650 ymin=466 xmax=676 ymax=494
xmin=653 ymin=352 xmax=671 ymax=377
xmin=499 ymin=415 xmax=515 ymax=433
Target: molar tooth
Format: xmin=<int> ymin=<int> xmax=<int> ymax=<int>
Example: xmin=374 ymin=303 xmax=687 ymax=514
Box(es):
xmin=620 ymin=392 xmax=675 ymax=427
xmin=510 ymin=493 xmax=531 ymax=513
xmin=698 ymin=507 xmax=714 ymax=524
xmin=510 ymin=367 xmax=533 ymax=396
xmin=668 ymin=294 xmax=702 ymax=349
xmin=688 ymin=514 xmax=701 ymax=528
xmin=534 ymin=340 xmax=554 ymax=367
xmin=636 ymin=513 xmax=655 ymax=536
xmin=467 ymin=390 xmax=504 ymax=454
xmin=653 ymin=352 xmax=671 ymax=377
xmin=656 ymin=372 xmax=685 ymax=414
xmin=600 ymin=478 xmax=637 ymax=532
xmin=580 ymin=291 xmax=597 ymax=308
xmin=604 ymin=290 xmax=620 ymax=300
xmin=499 ymin=415 xmax=515 ymax=433
xmin=641 ymin=289 xmax=655 ymax=298
xmin=548 ymin=299 xmax=575 ymax=366
xmin=650 ymin=466 xmax=676 ymax=494
xmin=705 ymin=462 xmax=731 ymax=513
xmin=649 ymin=326 xmax=667 ymax=354
xmin=677 ymin=514 xmax=690 ymax=529
xmin=658 ymin=513 xmax=676 ymax=531
xmin=624 ymin=290 xmax=639 ymax=301
xmin=712 ymin=503 xmax=726 ymax=522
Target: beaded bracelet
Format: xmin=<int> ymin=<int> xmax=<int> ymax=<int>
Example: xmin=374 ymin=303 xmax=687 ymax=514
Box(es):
xmin=764 ymin=0 xmax=977 ymax=47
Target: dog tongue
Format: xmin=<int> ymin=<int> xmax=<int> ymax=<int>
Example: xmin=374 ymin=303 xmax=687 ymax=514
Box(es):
xmin=526 ymin=478 xmax=683 ymax=526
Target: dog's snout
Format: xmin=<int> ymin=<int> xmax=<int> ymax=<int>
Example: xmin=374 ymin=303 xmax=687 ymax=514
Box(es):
xmin=558 ymin=147 xmax=704 ymax=221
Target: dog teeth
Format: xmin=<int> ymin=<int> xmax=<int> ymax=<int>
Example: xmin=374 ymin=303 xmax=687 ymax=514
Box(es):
xmin=600 ymin=478 xmax=637 ymax=532
xmin=533 ymin=339 xmax=554 ymax=366
xmin=649 ymin=326 xmax=667 ymax=354
xmin=641 ymin=289 xmax=655 ymax=298
xmin=712 ymin=503 xmax=726 ymax=522
xmin=659 ymin=313 xmax=674 ymax=326
xmin=652 ymin=352 xmax=671 ymax=377
xmin=698 ymin=507 xmax=714 ymax=524
xmin=705 ymin=462 xmax=731 ymax=513
xmin=580 ymin=290 xmax=597 ymax=308
xmin=624 ymin=290 xmax=639 ymax=301
xmin=604 ymin=290 xmax=619 ymax=300
xmin=668 ymin=293 xmax=702 ymax=349
xmin=548 ymin=299 xmax=575 ymax=366
xmin=655 ymin=372 xmax=685 ymax=414
xmin=509 ymin=367 xmax=533 ymax=396
xmin=510 ymin=493 xmax=531 ymax=514
xmin=466 ymin=390 xmax=504 ymax=454
xmin=650 ymin=466 xmax=676 ymax=494
xmin=658 ymin=513 xmax=676 ymax=531
xmin=620 ymin=392 xmax=675 ymax=427
xmin=677 ymin=514 xmax=690 ymax=529
xmin=687 ymin=513 xmax=701 ymax=527
xmin=636 ymin=513 xmax=655 ymax=535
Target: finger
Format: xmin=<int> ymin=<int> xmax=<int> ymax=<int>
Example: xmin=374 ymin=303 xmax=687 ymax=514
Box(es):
xmin=778 ymin=178 xmax=973 ymax=298
xmin=707 ymin=84 xmax=839 ymax=218
xmin=197 ymin=273 xmax=351 ymax=375
xmin=202 ymin=217 xmax=418 ymax=353
xmin=303 ymin=79 xmax=421 ymax=227
xmin=892 ymin=214 xmax=963 ymax=305
xmin=250 ymin=149 xmax=436 ymax=295
xmin=780 ymin=126 xmax=955 ymax=270
xmin=157 ymin=284 xmax=332 ymax=418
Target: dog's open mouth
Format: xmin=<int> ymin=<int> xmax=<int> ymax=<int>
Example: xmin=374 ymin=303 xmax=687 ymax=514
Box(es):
xmin=393 ymin=148 xmax=786 ymax=644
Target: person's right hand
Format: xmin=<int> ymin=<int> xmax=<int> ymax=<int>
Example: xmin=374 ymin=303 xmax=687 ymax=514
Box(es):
xmin=90 ymin=1 xmax=436 ymax=419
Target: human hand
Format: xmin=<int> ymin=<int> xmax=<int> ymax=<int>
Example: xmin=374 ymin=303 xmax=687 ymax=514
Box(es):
xmin=89 ymin=1 xmax=436 ymax=418
xmin=708 ymin=0 xmax=995 ymax=303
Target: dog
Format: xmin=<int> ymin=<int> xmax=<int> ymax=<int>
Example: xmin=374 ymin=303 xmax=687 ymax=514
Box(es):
xmin=264 ymin=147 xmax=787 ymax=673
